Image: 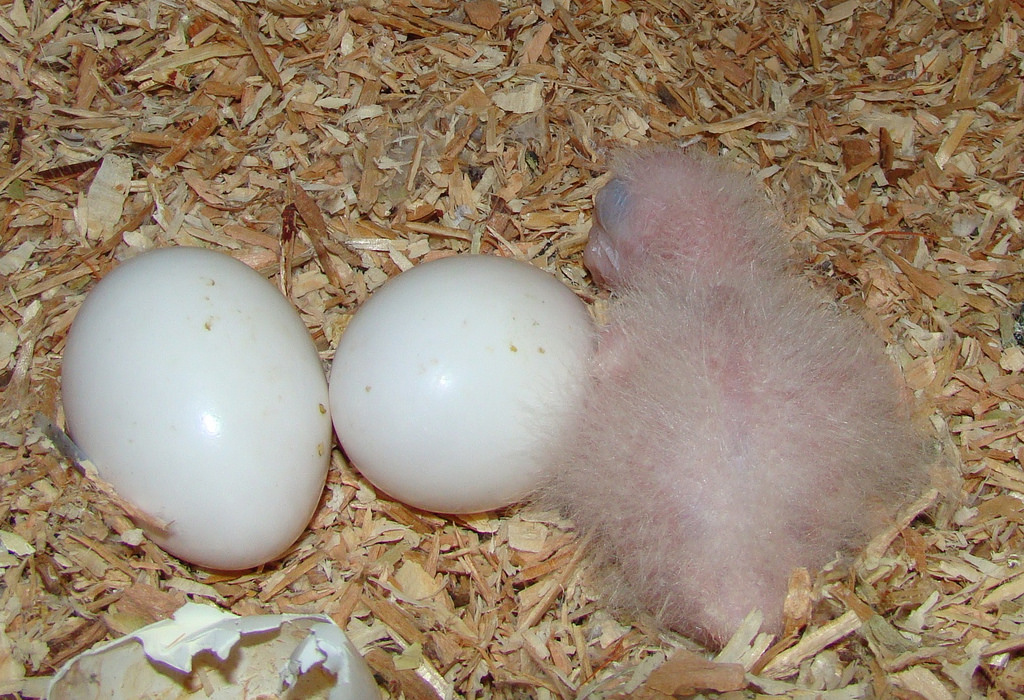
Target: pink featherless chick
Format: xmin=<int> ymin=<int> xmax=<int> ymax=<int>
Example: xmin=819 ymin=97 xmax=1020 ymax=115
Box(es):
xmin=541 ymin=146 xmax=933 ymax=647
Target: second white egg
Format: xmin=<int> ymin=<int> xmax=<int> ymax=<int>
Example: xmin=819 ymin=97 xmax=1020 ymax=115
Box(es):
xmin=329 ymin=255 xmax=594 ymax=514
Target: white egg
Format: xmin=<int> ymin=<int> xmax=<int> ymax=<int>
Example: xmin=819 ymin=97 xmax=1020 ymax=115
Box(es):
xmin=329 ymin=255 xmax=594 ymax=514
xmin=61 ymin=247 xmax=331 ymax=570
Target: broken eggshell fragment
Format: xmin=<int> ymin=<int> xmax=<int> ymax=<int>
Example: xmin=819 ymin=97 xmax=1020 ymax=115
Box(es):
xmin=47 ymin=602 xmax=379 ymax=699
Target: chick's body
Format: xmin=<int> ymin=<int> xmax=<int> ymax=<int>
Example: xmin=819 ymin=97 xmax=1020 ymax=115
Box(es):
xmin=544 ymin=147 xmax=931 ymax=645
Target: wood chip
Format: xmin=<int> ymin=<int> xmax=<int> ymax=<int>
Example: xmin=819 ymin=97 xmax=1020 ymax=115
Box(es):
xmin=83 ymin=155 xmax=132 ymax=240
xmin=464 ymin=0 xmax=501 ymax=31
xmin=160 ymin=110 xmax=220 ymax=169
xmin=642 ymin=648 xmax=747 ymax=696
xmin=237 ymin=7 xmax=282 ymax=88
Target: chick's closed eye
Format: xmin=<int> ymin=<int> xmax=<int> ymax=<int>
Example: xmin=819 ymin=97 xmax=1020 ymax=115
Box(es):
xmin=584 ymin=177 xmax=633 ymax=287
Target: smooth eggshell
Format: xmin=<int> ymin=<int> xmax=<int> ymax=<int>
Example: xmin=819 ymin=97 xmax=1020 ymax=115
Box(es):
xmin=329 ymin=255 xmax=594 ymax=514
xmin=61 ymin=247 xmax=331 ymax=570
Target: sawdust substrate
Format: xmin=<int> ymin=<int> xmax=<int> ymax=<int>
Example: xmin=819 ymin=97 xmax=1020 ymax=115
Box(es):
xmin=2 ymin=0 xmax=1024 ymax=697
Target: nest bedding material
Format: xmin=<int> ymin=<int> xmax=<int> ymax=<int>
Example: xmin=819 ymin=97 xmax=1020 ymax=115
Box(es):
xmin=1 ymin=0 xmax=1023 ymax=697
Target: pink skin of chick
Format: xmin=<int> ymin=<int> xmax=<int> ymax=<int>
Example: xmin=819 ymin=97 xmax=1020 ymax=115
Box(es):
xmin=543 ymin=147 xmax=931 ymax=647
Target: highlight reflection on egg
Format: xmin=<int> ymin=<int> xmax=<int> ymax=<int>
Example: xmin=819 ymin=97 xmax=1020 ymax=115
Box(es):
xmin=61 ymin=247 xmax=331 ymax=570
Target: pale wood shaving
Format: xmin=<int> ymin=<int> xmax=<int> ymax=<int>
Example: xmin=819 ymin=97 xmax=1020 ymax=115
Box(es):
xmin=759 ymin=610 xmax=864 ymax=680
